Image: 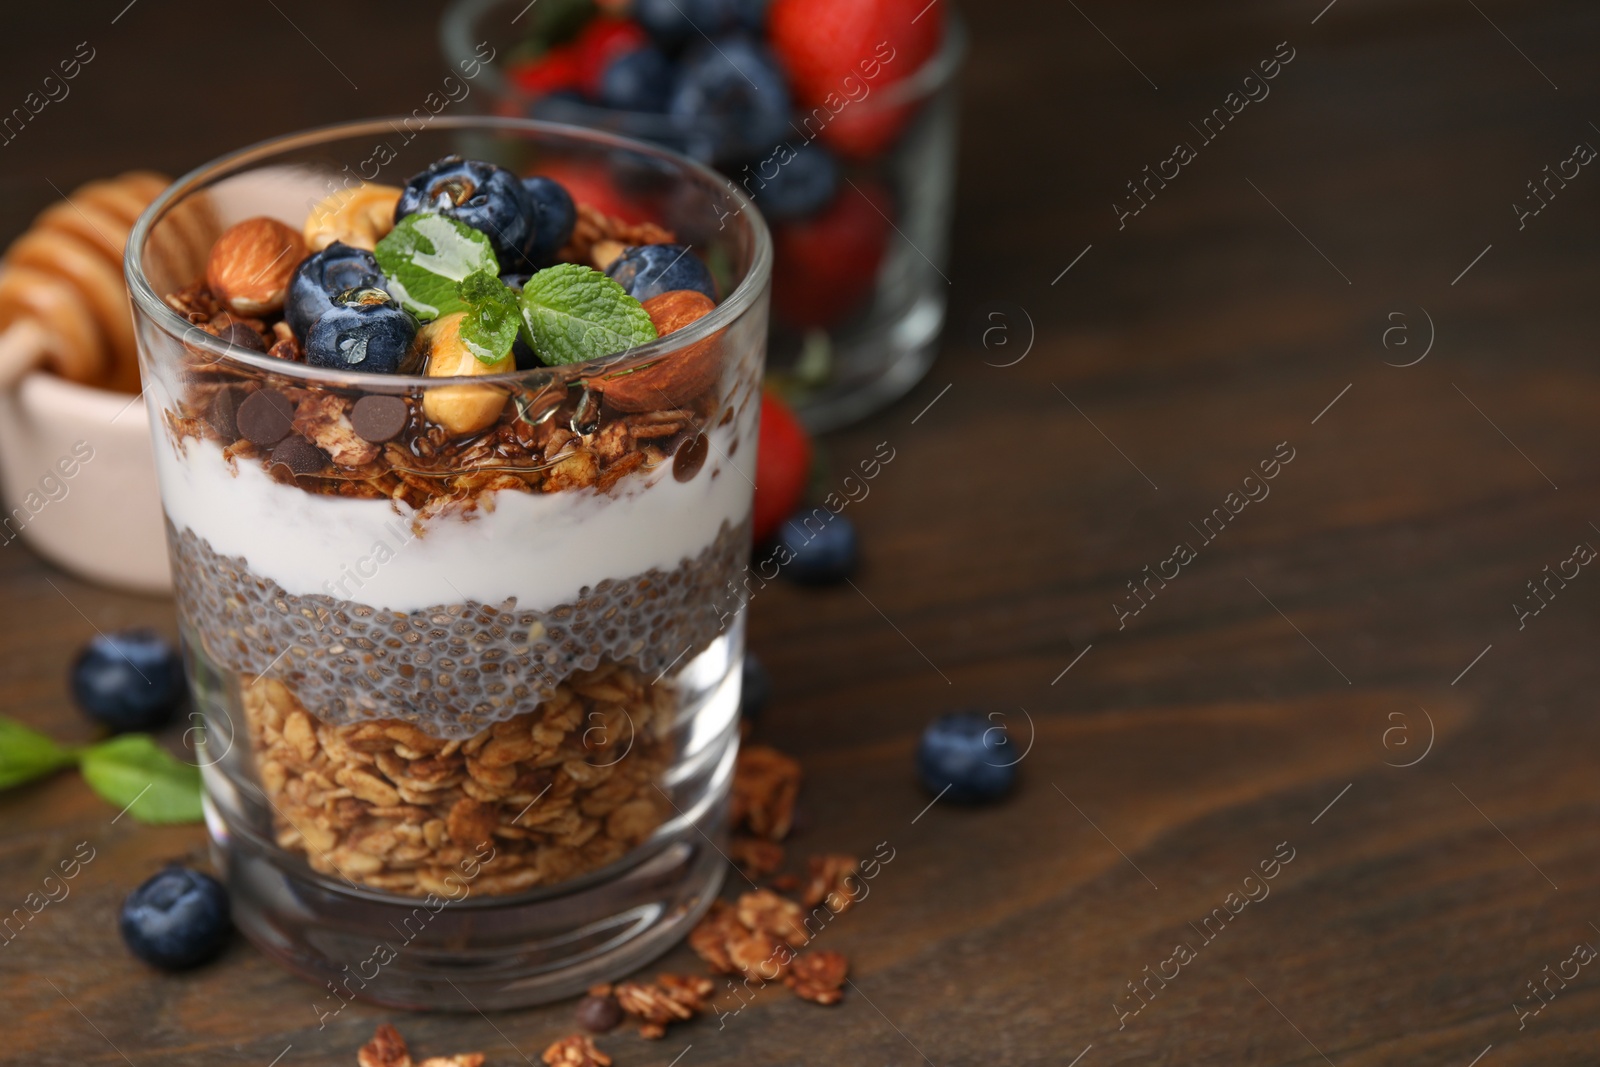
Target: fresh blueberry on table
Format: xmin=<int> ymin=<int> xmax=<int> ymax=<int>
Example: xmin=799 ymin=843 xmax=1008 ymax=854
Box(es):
xmin=119 ymin=866 xmax=231 ymax=971
xmin=395 ymin=156 xmax=534 ymax=267
xmin=917 ymin=711 xmax=1017 ymax=803
xmin=599 ymin=46 xmax=675 ymax=113
xmin=284 ymin=242 xmax=384 ymax=340
xmin=305 ymin=287 xmax=418 ymax=374
xmin=774 ymin=511 xmax=858 ymax=585
xmin=519 ymin=176 xmax=578 ymax=269
xmin=741 ymin=654 xmax=772 ymax=720
xmin=749 ymin=141 xmax=840 ymax=221
xmin=669 ymin=35 xmax=791 ymax=158
xmin=70 ymin=629 xmax=186 ymax=734
xmin=605 ymin=244 xmax=717 ymax=302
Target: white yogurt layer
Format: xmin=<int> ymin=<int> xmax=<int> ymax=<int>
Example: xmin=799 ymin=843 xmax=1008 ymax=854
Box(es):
xmin=151 ymin=405 xmax=755 ymax=613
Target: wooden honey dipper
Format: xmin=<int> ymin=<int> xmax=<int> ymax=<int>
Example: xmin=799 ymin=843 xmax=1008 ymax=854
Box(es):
xmin=0 ymin=172 xmax=173 ymax=395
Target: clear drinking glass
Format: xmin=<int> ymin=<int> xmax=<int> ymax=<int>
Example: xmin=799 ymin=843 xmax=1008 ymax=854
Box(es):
xmin=441 ymin=0 xmax=965 ymax=431
xmin=125 ymin=117 xmax=770 ymax=1010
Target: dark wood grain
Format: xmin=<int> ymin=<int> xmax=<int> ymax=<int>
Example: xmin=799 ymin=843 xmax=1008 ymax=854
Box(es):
xmin=5 ymin=0 xmax=1600 ymax=1064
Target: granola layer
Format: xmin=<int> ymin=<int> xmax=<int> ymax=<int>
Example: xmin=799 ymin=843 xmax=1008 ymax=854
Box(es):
xmin=245 ymin=662 xmax=674 ymax=897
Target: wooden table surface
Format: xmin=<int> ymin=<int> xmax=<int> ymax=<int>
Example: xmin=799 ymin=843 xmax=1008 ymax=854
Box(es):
xmin=5 ymin=1 xmax=1600 ymax=1064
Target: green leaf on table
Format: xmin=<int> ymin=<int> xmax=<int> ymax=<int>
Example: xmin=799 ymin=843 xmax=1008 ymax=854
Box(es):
xmin=374 ymin=213 xmax=500 ymax=321
xmin=0 ymin=716 xmax=78 ymax=790
xmin=518 ymin=263 xmax=657 ymax=366
xmin=457 ymin=270 xmax=522 ymax=365
xmin=79 ymin=734 xmax=203 ymax=825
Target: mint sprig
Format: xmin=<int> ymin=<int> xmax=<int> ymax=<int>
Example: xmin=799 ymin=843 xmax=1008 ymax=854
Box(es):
xmin=80 ymin=735 xmax=204 ymax=825
xmin=0 ymin=716 xmax=203 ymax=824
xmin=0 ymin=717 xmax=79 ymax=789
xmin=375 ymin=213 xmax=500 ymax=321
xmin=458 ymin=271 xmax=522 ymax=365
xmin=518 ymin=263 xmax=658 ymax=366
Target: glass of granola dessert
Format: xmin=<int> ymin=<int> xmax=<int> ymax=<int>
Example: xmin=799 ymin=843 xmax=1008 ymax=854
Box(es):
xmin=440 ymin=0 xmax=964 ymax=431
xmin=124 ymin=117 xmax=769 ymax=1010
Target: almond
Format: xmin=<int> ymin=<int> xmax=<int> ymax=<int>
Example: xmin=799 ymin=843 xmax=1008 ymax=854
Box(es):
xmin=205 ymin=217 xmax=305 ymax=316
xmin=594 ymin=290 xmax=722 ymax=413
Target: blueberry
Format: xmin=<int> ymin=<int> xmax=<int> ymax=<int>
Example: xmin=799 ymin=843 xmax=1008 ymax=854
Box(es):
xmin=605 ymin=244 xmax=717 ymax=302
xmin=529 ymin=89 xmax=588 ymax=123
xmin=746 ymin=141 xmax=840 ymax=222
xmin=119 ymin=866 xmax=231 ymax=971
xmin=773 ymin=510 xmax=857 ymax=585
xmin=395 ymin=156 xmax=534 ymax=268
xmin=284 ymin=242 xmax=384 ymax=341
xmin=732 ymin=0 xmax=769 ymax=32
xmin=668 ymin=35 xmax=791 ymax=159
xmin=635 ymin=0 xmax=763 ymax=48
xmin=70 ymin=629 xmax=185 ymax=733
xmin=740 ymin=654 xmax=771 ymax=720
xmin=519 ymin=176 xmax=578 ymax=269
xmin=304 ymin=287 xmax=418 ymax=374
xmin=916 ymin=711 xmax=1017 ymax=803
xmin=598 ymin=45 xmax=675 ymax=113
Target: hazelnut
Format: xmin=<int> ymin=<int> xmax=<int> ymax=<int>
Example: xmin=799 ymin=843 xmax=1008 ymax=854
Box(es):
xmin=590 ymin=239 xmax=626 ymax=271
xmin=206 ymin=217 xmax=305 ymax=316
xmin=420 ymin=312 xmax=513 ymax=437
xmin=303 ymin=183 xmax=403 ymax=252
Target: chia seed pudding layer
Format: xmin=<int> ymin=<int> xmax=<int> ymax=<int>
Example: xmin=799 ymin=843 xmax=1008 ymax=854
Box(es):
xmin=171 ymin=517 xmax=749 ymax=740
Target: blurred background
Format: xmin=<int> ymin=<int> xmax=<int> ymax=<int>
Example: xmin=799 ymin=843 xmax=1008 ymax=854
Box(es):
xmin=6 ymin=1 xmax=1600 ymax=1062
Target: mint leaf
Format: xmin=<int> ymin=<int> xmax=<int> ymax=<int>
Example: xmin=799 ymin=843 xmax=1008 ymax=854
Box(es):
xmin=79 ymin=735 xmax=203 ymax=825
xmin=375 ymin=213 xmax=500 ymax=321
xmin=457 ymin=271 xmax=522 ymax=364
xmin=519 ymin=263 xmax=658 ymax=366
xmin=0 ymin=717 xmax=77 ymax=790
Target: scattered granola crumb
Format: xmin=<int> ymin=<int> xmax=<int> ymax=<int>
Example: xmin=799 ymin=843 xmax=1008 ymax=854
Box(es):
xmin=358 ymin=1024 xmax=484 ymax=1067
xmin=801 ymin=853 xmax=862 ymax=914
xmin=689 ymin=889 xmax=812 ymax=983
xmin=541 ymin=1033 xmax=612 ymax=1067
xmin=615 ymin=973 xmax=715 ymax=1038
xmin=358 ymin=1024 xmax=412 ymax=1067
xmin=737 ymin=889 xmax=809 ymax=948
xmin=688 ymin=900 xmax=741 ymax=974
xmin=785 ymin=950 xmax=849 ymax=1005
xmin=729 ymin=834 xmax=785 ymax=880
xmin=730 ymin=745 xmax=801 ymax=842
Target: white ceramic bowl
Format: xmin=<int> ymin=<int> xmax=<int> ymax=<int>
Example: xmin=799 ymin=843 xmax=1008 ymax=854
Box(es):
xmin=0 ymin=370 xmax=170 ymax=593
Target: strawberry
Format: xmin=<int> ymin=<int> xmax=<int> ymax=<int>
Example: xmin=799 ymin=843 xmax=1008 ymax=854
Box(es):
xmin=771 ymin=181 xmax=892 ymax=329
xmin=508 ymin=46 xmax=584 ymax=97
xmin=754 ymin=392 xmax=813 ymax=545
xmin=769 ymin=0 xmax=944 ymax=157
xmin=534 ymin=160 xmax=651 ymax=224
xmin=572 ymin=16 xmax=649 ymax=98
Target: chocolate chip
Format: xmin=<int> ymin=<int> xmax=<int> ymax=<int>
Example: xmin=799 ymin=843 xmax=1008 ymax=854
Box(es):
xmin=350 ymin=394 xmax=408 ymax=443
xmin=206 ymin=386 xmax=241 ymax=440
xmin=673 ymin=433 xmax=708 ymax=482
xmin=217 ymin=321 xmax=267 ymax=353
xmin=269 ymin=434 xmax=327 ymax=476
xmin=236 ymin=389 xmax=295 ymax=445
xmin=575 ymin=993 xmax=623 ymax=1033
